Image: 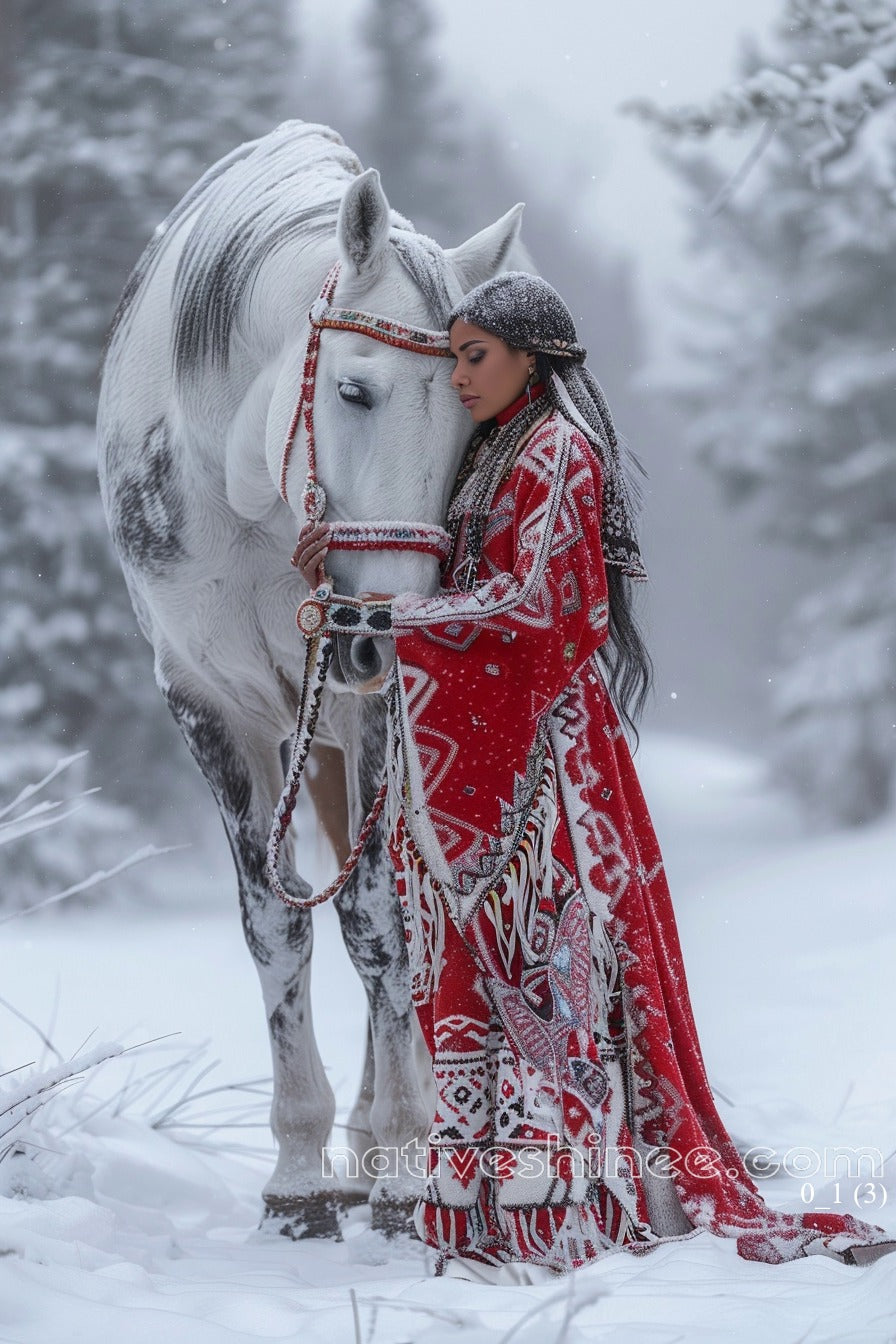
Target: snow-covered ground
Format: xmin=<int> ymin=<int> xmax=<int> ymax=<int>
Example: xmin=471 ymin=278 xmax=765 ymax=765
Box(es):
xmin=2 ymin=732 xmax=895 ymax=1342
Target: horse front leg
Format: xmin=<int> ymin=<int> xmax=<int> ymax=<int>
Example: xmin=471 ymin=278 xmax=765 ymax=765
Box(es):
xmin=158 ymin=661 xmax=365 ymax=1238
xmin=333 ymin=694 xmax=433 ymax=1237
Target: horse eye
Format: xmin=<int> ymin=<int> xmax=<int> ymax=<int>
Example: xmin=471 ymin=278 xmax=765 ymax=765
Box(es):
xmin=338 ymin=381 xmax=372 ymax=409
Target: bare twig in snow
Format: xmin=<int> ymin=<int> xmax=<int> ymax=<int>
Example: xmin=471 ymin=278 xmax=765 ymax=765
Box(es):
xmin=830 ymin=1079 xmax=855 ymax=1125
xmin=0 ymin=1063 xmax=36 ymax=1081
xmin=0 ymin=1042 xmax=127 ymax=1152
xmin=40 ymin=976 xmax=62 ymax=1071
xmin=0 ymin=992 xmax=64 ymax=1063
xmin=359 ymin=1297 xmax=473 ymax=1329
xmin=0 ymin=842 xmax=188 ymax=924
xmin=0 ymin=752 xmax=89 ymax=823
xmin=498 ymin=1272 xmax=613 ymax=1344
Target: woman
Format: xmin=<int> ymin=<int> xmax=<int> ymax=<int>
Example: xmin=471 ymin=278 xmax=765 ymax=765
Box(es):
xmin=294 ymin=272 xmax=894 ymax=1282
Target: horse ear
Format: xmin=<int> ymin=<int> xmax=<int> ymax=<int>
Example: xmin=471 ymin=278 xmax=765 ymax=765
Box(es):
xmin=445 ymin=203 xmax=525 ymax=293
xmin=337 ymin=169 xmax=392 ymax=274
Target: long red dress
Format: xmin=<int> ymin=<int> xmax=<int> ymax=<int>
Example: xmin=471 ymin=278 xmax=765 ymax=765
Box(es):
xmin=384 ymin=398 xmax=894 ymax=1272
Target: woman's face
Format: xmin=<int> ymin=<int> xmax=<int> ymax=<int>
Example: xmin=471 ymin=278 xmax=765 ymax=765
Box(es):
xmin=449 ymin=319 xmax=532 ymax=424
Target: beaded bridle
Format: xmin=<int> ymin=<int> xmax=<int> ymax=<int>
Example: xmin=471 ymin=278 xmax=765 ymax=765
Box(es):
xmin=266 ymin=262 xmax=455 ymax=911
xmin=278 ymin=261 xmax=454 ymax=551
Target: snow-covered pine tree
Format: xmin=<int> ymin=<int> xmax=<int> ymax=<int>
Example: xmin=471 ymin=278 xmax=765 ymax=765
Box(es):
xmin=351 ymin=0 xmax=463 ymax=239
xmin=1 ymin=0 xmax=296 ymax=425
xmin=343 ymin=0 xmax=644 ymax=405
xmin=0 ymin=0 xmax=298 ymax=900
xmin=624 ymin=0 xmax=896 ymax=824
xmin=624 ymin=0 xmax=896 ymax=190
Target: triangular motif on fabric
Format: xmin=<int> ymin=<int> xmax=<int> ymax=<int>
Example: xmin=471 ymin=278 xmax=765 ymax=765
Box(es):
xmin=516 ymin=569 xmax=554 ymax=629
xmin=482 ymin=497 xmax=515 ymax=548
xmin=414 ymin=727 xmax=460 ymax=797
xmin=400 ymin=661 xmax=438 ymax=720
xmin=420 ymin=622 xmax=482 ymax=652
xmin=550 ymin=486 xmax=588 ymax=556
xmin=427 ymin=807 xmax=488 ymax=869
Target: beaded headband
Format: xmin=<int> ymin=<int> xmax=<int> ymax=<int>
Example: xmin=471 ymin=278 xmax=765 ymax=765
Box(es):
xmin=309 ymin=296 xmax=452 ymax=357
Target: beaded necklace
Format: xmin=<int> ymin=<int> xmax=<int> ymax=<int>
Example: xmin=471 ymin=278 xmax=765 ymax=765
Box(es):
xmin=447 ymin=393 xmax=550 ymax=592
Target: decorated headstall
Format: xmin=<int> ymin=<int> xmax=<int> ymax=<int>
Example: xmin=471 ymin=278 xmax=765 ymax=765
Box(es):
xmin=267 ymin=262 xmax=455 ymax=912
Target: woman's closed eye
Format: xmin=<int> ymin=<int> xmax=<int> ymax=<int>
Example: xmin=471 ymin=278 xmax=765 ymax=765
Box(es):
xmin=448 ymin=351 xmax=485 ymax=368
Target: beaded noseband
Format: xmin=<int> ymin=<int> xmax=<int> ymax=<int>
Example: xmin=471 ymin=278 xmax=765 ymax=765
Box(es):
xmin=267 ymin=263 xmax=455 ymax=912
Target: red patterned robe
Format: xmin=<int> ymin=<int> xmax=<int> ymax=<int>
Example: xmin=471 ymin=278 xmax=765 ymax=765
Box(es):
xmin=385 ymin=402 xmax=893 ymax=1272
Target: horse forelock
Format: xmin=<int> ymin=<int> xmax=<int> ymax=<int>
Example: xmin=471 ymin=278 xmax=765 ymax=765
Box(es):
xmin=388 ymin=232 xmax=461 ymax=328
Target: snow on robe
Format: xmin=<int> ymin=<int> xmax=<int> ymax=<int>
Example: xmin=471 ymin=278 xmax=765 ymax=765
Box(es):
xmin=383 ymin=404 xmax=895 ymax=1271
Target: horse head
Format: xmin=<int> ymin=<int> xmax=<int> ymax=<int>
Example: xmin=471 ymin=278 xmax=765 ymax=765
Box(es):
xmin=268 ymin=168 xmax=524 ymax=691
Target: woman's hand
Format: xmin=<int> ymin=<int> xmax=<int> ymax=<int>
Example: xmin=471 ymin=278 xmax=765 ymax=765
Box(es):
xmin=291 ymin=522 xmax=330 ymax=589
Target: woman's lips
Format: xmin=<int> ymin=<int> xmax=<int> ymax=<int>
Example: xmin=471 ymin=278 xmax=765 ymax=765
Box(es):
xmin=460 ymin=395 xmax=479 ymax=408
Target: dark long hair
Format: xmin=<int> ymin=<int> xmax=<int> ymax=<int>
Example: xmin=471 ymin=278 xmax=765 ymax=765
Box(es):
xmin=534 ymin=351 xmax=654 ymax=748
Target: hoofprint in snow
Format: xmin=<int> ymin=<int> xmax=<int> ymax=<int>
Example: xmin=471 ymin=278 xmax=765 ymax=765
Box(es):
xmin=2 ymin=734 xmax=895 ymax=1343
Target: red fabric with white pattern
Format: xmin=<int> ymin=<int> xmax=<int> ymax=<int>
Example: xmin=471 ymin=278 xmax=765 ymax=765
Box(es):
xmin=385 ymin=407 xmax=894 ymax=1271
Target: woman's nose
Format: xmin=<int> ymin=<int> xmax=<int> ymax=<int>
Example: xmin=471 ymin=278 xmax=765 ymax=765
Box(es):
xmin=450 ymin=365 xmax=466 ymax=388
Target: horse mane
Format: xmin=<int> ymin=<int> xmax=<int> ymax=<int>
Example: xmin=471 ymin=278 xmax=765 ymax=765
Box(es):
xmin=100 ymin=123 xmax=354 ymax=382
xmin=170 ymin=123 xmax=368 ymax=386
xmin=101 ymin=133 xmax=274 ymax=376
xmin=103 ymin=121 xmax=458 ymax=394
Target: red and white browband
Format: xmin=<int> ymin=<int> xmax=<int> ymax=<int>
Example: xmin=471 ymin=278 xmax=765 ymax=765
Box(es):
xmin=279 ymin=262 xmax=454 ymax=564
xmin=310 ymin=297 xmax=453 ymax=356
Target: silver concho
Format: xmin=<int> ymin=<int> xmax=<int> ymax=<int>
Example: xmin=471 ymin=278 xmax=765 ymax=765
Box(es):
xmin=303 ymin=479 xmax=327 ymax=523
xmin=296 ymin=599 xmax=325 ymax=637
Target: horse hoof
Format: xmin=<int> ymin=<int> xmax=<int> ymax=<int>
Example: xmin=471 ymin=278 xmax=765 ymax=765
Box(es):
xmin=261 ymin=1189 xmax=369 ymax=1240
xmin=370 ymin=1194 xmax=418 ymax=1239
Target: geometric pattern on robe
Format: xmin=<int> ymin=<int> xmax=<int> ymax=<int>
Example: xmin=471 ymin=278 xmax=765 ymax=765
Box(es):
xmin=385 ymin=405 xmax=896 ymax=1271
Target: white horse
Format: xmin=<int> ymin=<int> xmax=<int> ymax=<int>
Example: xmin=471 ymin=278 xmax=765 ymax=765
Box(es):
xmin=97 ymin=121 xmax=525 ymax=1237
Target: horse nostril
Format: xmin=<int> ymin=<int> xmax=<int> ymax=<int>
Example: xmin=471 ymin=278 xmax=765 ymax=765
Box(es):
xmin=349 ymin=636 xmax=380 ymax=679
xmin=334 ymin=633 xmax=394 ymax=688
